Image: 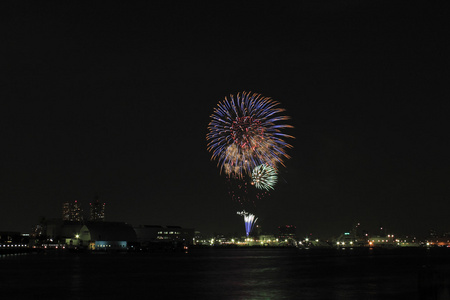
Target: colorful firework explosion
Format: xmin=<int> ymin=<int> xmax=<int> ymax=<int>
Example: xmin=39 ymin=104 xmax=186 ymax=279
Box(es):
xmin=252 ymin=164 xmax=278 ymax=191
xmin=207 ymin=91 xmax=293 ymax=178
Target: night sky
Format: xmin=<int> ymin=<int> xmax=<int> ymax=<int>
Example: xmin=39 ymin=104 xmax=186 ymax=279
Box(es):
xmin=2 ymin=2 xmax=448 ymax=238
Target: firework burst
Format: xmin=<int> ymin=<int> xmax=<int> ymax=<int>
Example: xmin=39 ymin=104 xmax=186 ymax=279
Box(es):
xmin=252 ymin=164 xmax=278 ymax=191
xmin=207 ymin=91 xmax=293 ymax=177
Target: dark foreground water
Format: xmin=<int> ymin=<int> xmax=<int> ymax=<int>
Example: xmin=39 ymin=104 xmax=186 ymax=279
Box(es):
xmin=1 ymin=247 xmax=450 ymax=299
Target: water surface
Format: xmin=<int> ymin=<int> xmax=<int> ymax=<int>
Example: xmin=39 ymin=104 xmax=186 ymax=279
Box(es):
xmin=1 ymin=247 xmax=449 ymax=299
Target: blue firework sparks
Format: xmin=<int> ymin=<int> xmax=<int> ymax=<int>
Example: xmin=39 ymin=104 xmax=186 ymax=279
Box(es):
xmin=207 ymin=91 xmax=293 ymax=177
xmin=237 ymin=210 xmax=258 ymax=237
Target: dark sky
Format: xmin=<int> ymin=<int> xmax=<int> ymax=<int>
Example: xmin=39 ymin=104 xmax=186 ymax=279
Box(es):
xmin=2 ymin=2 xmax=448 ymax=238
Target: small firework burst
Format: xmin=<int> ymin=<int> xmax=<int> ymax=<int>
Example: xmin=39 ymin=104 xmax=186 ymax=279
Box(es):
xmin=252 ymin=164 xmax=278 ymax=190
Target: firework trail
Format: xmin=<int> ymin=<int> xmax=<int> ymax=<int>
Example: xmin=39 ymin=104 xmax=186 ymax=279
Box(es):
xmin=237 ymin=210 xmax=258 ymax=237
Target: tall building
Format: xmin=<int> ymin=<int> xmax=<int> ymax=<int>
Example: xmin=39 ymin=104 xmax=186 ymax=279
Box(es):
xmin=62 ymin=202 xmax=70 ymax=221
xmin=62 ymin=200 xmax=83 ymax=222
xmin=90 ymin=195 xmax=105 ymax=222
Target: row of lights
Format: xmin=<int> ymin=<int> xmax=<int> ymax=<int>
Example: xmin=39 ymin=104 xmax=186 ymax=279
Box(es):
xmin=304 ymin=238 xmax=320 ymax=242
xmin=43 ymin=245 xmax=66 ymax=249
xmin=336 ymin=241 xmax=354 ymax=245
xmin=207 ymin=238 xmax=284 ymax=245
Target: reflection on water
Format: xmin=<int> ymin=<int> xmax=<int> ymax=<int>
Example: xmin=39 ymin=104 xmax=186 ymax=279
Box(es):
xmin=69 ymin=255 xmax=82 ymax=300
xmin=0 ymin=252 xmax=28 ymax=259
xmin=1 ymin=248 xmax=449 ymax=299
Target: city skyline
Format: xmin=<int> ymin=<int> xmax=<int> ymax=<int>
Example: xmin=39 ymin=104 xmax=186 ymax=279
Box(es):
xmin=2 ymin=2 xmax=447 ymax=238
xmin=7 ymin=197 xmax=450 ymax=241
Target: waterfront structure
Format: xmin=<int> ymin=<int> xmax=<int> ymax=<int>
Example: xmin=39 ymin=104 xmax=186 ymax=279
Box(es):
xmin=426 ymin=233 xmax=450 ymax=247
xmin=368 ymin=234 xmax=396 ymax=247
xmin=396 ymin=236 xmax=420 ymax=247
xmin=335 ymin=223 xmax=370 ymax=247
xmin=76 ymin=221 xmax=137 ymax=250
xmin=0 ymin=231 xmax=29 ymax=246
xmin=194 ymin=231 xmax=208 ymax=245
xmin=336 ymin=232 xmax=362 ymax=247
xmin=89 ymin=195 xmax=105 ymax=222
xmin=0 ymin=232 xmax=29 ymax=254
xmin=62 ymin=200 xmax=83 ymax=222
xmin=37 ymin=219 xmax=135 ymax=250
xmin=258 ymin=234 xmax=278 ymax=245
xmin=133 ymin=225 xmax=163 ymax=244
xmin=278 ymin=225 xmax=296 ymax=241
xmin=45 ymin=219 xmax=83 ymax=243
xmin=134 ymin=225 xmax=195 ymax=247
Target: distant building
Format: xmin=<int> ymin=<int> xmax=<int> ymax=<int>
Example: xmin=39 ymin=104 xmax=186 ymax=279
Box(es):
xmin=89 ymin=195 xmax=105 ymax=222
xmin=134 ymin=225 xmax=195 ymax=247
xmin=36 ymin=219 xmax=137 ymax=250
xmin=134 ymin=225 xmax=163 ymax=244
xmin=336 ymin=232 xmax=361 ymax=247
xmin=368 ymin=234 xmax=396 ymax=247
xmin=45 ymin=218 xmax=83 ymax=243
xmin=0 ymin=232 xmax=27 ymax=245
xmin=154 ymin=225 xmax=194 ymax=245
xmin=62 ymin=200 xmax=83 ymax=222
xmin=335 ymin=223 xmax=370 ymax=247
xmin=396 ymin=236 xmax=420 ymax=247
xmin=77 ymin=221 xmax=137 ymax=251
xmin=259 ymin=234 xmax=277 ymax=245
xmin=426 ymin=232 xmax=450 ymax=247
xmin=62 ymin=202 xmax=70 ymax=220
xmin=194 ymin=231 xmax=209 ymax=245
xmin=278 ymin=225 xmax=296 ymax=241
